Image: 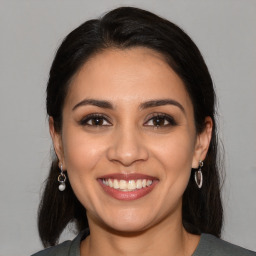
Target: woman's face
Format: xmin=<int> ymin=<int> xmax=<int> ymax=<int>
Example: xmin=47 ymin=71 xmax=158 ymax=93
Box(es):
xmin=51 ymin=47 xmax=211 ymax=233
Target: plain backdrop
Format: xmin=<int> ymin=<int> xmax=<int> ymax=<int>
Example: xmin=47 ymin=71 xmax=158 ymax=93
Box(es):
xmin=0 ymin=1 xmax=255 ymax=255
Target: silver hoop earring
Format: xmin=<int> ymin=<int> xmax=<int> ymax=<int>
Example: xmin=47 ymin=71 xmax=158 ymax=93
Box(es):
xmin=194 ymin=160 xmax=203 ymax=189
xmin=58 ymin=164 xmax=66 ymax=191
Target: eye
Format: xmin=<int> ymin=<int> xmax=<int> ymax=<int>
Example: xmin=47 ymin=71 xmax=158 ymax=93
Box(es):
xmin=79 ymin=114 xmax=112 ymax=126
xmin=144 ymin=113 xmax=177 ymax=128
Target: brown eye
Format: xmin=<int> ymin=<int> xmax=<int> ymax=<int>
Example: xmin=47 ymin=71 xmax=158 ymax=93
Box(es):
xmin=145 ymin=114 xmax=177 ymax=127
xmin=80 ymin=114 xmax=111 ymax=126
xmin=90 ymin=117 xmax=105 ymax=126
xmin=152 ymin=116 xmax=167 ymax=126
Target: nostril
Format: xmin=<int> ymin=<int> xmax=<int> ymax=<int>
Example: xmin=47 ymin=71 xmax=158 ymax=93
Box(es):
xmin=106 ymin=136 xmax=149 ymax=166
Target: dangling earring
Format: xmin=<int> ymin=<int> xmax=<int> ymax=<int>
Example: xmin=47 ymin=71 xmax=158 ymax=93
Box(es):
xmin=58 ymin=164 xmax=66 ymax=191
xmin=195 ymin=160 xmax=203 ymax=189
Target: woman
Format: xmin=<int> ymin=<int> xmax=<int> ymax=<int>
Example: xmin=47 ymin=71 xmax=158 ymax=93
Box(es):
xmin=32 ymin=7 xmax=255 ymax=256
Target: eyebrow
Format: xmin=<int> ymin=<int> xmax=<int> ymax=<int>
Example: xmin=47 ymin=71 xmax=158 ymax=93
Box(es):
xmin=72 ymin=98 xmax=185 ymax=113
xmin=72 ymin=99 xmax=114 ymax=111
xmin=139 ymin=99 xmax=185 ymax=113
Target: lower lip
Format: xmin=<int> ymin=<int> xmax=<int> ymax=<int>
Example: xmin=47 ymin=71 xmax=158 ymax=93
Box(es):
xmin=98 ymin=179 xmax=158 ymax=201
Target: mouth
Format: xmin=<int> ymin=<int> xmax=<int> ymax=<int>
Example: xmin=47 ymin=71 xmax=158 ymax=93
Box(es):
xmin=102 ymin=178 xmax=153 ymax=191
xmin=98 ymin=174 xmax=158 ymax=201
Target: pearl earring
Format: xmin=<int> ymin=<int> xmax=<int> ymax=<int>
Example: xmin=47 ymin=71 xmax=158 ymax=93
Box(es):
xmin=58 ymin=164 xmax=66 ymax=191
xmin=195 ymin=160 xmax=203 ymax=189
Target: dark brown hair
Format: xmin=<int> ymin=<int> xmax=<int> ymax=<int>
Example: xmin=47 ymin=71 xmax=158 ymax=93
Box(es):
xmin=39 ymin=6 xmax=223 ymax=247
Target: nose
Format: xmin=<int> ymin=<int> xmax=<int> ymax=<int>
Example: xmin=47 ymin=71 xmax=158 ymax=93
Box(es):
xmin=106 ymin=125 xmax=149 ymax=166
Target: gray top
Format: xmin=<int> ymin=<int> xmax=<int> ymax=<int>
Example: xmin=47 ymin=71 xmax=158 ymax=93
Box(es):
xmin=32 ymin=230 xmax=256 ymax=256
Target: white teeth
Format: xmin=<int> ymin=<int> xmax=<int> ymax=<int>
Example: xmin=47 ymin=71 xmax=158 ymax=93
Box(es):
xmin=119 ymin=180 xmax=127 ymax=189
xmin=147 ymin=180 xmax=153 ymax=186
xmin=127 ymin=180 xmax=136 ymax=190
xmin=113 ymin=179 xmax=119 ymax=189
xmin=102 ymin=178 xmax=153 ymax=191
xmin=136 ymin=179 xmax=142 ymax=189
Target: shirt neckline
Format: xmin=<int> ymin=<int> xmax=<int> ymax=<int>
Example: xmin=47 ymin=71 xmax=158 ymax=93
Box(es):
xmin=70 ymin=230 xmax=209 ymax=256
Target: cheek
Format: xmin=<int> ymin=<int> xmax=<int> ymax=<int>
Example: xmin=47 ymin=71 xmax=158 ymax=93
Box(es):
xmin=61 ymin=127 xmax=109 ymax=210
xmin=62 ymin=127 xmax=106 ymax=177
xmin=151 ymin=131 xmax=195 ymax=181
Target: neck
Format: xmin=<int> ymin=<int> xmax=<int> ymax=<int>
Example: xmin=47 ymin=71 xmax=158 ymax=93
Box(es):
xmin=80 ymin=212 xmax=200 ymax=256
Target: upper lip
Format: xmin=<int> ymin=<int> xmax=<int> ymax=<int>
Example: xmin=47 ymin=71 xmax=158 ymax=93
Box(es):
xmin=98 ymin=173 xmax=158 ymax=181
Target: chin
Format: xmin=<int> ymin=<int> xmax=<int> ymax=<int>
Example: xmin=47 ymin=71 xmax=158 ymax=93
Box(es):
xmin=104 ymin=221 xmax=151 ymax=235
xmin=99 ymin=211 xmax=156 ymax=235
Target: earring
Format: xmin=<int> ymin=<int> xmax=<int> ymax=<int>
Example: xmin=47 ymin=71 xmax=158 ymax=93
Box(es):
xmin=194 ymin=160 xmax=203 ymax=189
xmin=58 ymin=164 xmax=66 ymax=191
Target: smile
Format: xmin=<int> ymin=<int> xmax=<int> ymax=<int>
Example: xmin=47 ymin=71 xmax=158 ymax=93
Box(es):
xmin=102 ymin=178 xmax=153 ymax=191
xmin=98 ymin=174 xmax=158 ymax=201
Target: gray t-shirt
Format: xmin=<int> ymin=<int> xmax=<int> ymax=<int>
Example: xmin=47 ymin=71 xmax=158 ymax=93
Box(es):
xmin=32 ymin=230 xmax=256 ymax=256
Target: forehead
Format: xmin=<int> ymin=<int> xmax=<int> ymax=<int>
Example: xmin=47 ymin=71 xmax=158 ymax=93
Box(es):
xmin=65 ymin=47 xmax=192 ymax=111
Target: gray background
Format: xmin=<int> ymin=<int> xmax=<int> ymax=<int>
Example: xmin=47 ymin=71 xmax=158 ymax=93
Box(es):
xmin=0 ymin=0 xmax=255 ymax=255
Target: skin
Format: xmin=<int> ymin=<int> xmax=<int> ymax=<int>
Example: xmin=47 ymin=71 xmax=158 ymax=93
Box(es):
xmin=50 ymin=47 xmax=213 ymax=256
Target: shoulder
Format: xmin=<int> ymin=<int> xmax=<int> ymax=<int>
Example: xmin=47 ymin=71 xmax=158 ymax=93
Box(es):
xmin=31 ymin=240 xmax=72 ymax=256
xmin=193 ymin=233 xmax=256 ymax=256
xmin=31 ymin=230 xmax=89 ymax=256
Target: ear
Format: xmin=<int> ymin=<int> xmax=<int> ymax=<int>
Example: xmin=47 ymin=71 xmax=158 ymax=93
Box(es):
xmin=192 ymin=116 xmax=213 ymax=168
xmin=49 ymin=117 xmax=66 ymax=169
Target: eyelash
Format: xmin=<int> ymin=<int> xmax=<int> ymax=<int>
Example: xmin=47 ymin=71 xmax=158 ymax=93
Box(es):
xmin=79 ymin=114 xmax=112 ymax=126
xmin=79 ymin=113 xmax=177 ymax=128
xmin=144 ymin=113 xmax=177 ymax=127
